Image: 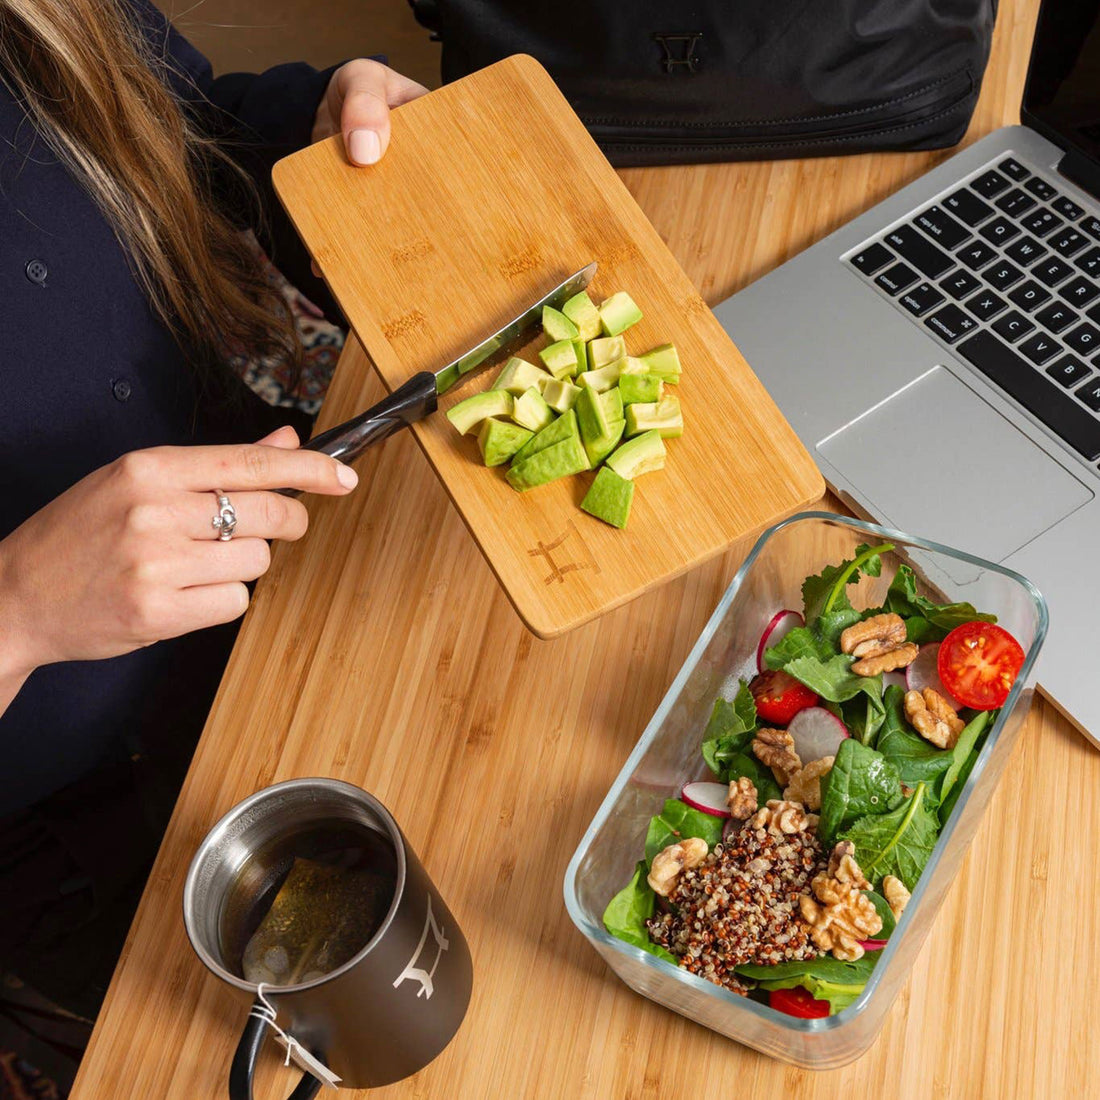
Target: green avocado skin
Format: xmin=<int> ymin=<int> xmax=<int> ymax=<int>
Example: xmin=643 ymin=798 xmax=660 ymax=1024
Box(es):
xmin=506 ymin=433 xmax=589 ymax=490
xmin=581 ymin=466 xmax=634 ymax=528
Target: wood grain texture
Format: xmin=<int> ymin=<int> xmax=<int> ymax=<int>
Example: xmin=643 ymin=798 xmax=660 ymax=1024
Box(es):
xmin=73 ymin=2 xmax=1089 ymax=1098
xmin=271 ymin=55 xmax=824 ymax=638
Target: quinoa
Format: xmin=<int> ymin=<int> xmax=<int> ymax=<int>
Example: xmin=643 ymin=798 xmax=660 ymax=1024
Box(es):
xmin=646 ymin=816 xmax=825 ymax=995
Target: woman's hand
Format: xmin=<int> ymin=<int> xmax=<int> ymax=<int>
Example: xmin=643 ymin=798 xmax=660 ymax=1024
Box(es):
xmin=312 ymin=59 xmax=429 ymax=166
xmin=0 ymin=426 xmax=356 ymax=686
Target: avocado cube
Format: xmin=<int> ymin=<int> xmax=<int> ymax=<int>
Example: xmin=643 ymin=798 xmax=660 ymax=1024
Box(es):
xmin=599 ymin=388 xmax=624 ymax=424
xmin=576 ymin=383 xmax=611 ymax=442
xmin=562 ymin=290 xmax=602 ymax=342
xmin=599 ymin=291 xmax=643 ymax=337
xmin=639 ymin=343 xmax=681 ymax=383
xmin=587 ymin=335 xmax=626 ymax=371
xmin=619 ymin=356 xmax=647 ymax=375
xmin=477 ymin=418 xmax=533 ymax=467
xmin=512 ymin=408 xmax=579 ymax=466
xmin=582 ymin=418 xmax=625 ymax=467
xmin=625 ymin=395 xmax=683 ymax=438
xmin=539 ymin=339 xmax=580 ymax=379
xmin=505 ymin=433 xmax=589 ymax=491
xmin=492 ymin=357 xmax=553 ymax=396
xmin=512 ymin=387 xmax=556 ymax=432
xmin=446 ymin=389 xmax=514 ymax=435
xmin=581 ymin=466 xmax=634 ymax=528
xmin=576 ymin=360 xmax=622 ymax=393
xmin=571 ymin=338 xmax=587 ymax=375
xmin=619 ymin=373 xmax=663 ymax=405
xmin=606 ymin=430 xmax=666 ymax=479
xmin=542 ymin=378 xmax=581 ymax=413
xmin=542 ymin=305 xmax=579 ymax=342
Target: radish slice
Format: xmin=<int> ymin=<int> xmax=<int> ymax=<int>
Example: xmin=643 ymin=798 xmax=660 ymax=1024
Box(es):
xmin=859 ymin=938 xmax=889 ymax=952
xmin=756 ymin=610 xmax=804 ymax=673
xmin=787 ymin=707 xmax=848 ymax=762
xmin=882 ymin=669 xmax=908 ymax=692
xmin=680 ymin=781 xmax=731 ymax=819
xmin=905 ymin=643 xmax=960 ymax=711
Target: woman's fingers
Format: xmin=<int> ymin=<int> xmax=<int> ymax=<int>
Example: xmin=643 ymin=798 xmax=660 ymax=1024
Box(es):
xmin=175 ymin=537 xmax=273 ymax=588
xmin=167 ymin=582 xmax=253 ymax=637
xmin=337 ymin=60 xmax=428 ymax=165
xmin=183 ymin=490 xmax=310 ymax=542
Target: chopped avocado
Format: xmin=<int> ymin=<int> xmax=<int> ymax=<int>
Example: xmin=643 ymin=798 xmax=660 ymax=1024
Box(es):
xmin=542 ymin=305 xmax=579 ymax=342
xmin=562 ymin=290 xmax=602 ymax=342
xmin=639 ymin=343 xmax=681 ymax=383
xmin=492 ymin=357 xmax=553 ymax=396
xmin=599 ymin=387 xmax=624 ymax=425
xmin=619 ymin=373 xmax=663 ymax=405
xmin=576 ymin=383 xmax=611 ymax=441
xmin=571 ymin=338 xmax=587 ymax=375
xmin=512 ymin=408 xmax=579 ymax=466
xmin=581 ymin=466 xmax=634 ymax=528
xmin=625 ymin=395 xmax=683 ymax=438
xmin=583 ymin=419 xmax=625 ymax=467
xmin=576 ymin=360 xmax=622 ymax=393
xmin=606 ymin=429 xmax=666 ymax=479
xmin=477 ymin=418 xmax=533 ymax=467
xmin=539 ymin=339 xmax=580 ymax=379
xmin=512 ymin=386 xmax=556 ymax=432
xmin=587 ymin=335 xmax=626 ymax=370
xmin=599 ymin=291 xmax=643 ymax=336
xmin=506 ymin=433 xmax=589 ymax=491
xmin=542 ymin=378 xmax=582 ymax=413
xmin=619 ymin=356 xmax=648 ymax=375
xmin=447 ymin=389 xmax=514 ymax=435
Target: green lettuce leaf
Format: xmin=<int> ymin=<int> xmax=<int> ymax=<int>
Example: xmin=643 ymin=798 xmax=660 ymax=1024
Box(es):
xmin=882 ymin=565 xmax=997 ymax=642
xmin=874 ymin=684 xmax=953 ymax=784
xmin=644 ymin=799 xmax=724 ymax=865
xmin=818 ymin=738 xmax=904 ymax=845
xmin=602 ymin=861 xmax=678 ymax=964
xmin=840 ymin=782 xmax=940 ymax=890
xmin=700 ymin=683 xmax=757 ymax=777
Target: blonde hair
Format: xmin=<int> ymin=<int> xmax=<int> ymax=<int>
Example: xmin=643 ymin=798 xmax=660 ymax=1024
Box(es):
xmin=0 ymin=0 xmax=301 ymax=385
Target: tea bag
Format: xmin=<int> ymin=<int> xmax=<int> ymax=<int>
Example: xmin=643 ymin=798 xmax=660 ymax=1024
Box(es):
xmin=242 ymin=857 xmax=391 ymax=986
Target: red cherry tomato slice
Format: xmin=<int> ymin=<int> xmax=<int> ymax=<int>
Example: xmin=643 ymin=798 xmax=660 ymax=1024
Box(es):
xmin=749 ymin=670 xmax=819 ymax=726
xmin=769 ymin=986 xmax=830 ymax=1019
xmin=937 ymin=621 xmax=1025 ymax=710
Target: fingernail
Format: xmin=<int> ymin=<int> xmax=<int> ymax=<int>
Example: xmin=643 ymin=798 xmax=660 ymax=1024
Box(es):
xmin=336 ymin=462 xmax=359 ymax=489
xmin=348 ymin=129 xmax=381 ymax=166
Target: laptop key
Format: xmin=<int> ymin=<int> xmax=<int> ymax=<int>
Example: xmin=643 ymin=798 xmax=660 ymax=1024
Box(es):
xmin=914 ymin=206 xmax=970 ymax=250
xmin=899 ymin=282 xmax=945 ymax=317
xmin=957 ymin=240 xmax=999 ymax=270
xmin=1019 ymin=333 xmax=1061 ymax=365
xmin=1021 ymin=208 xmax=1063 ymax=237
xmin=1046 ymin=355 xmax=1093 ymax=388
xmin=966 ymin=290 xmax=1008 ymax=321
xmin=875 ymin=261 xmax=919 ymax=295
xmin=1033 ymin=256 xmax=1075 ymax=286
xmin=1036 ymin=302 xmax=1079 ymax=334
xmin=1051 ymin=195 xmax=1086 ymax=221
xmin=985 ymin=260 xmax=1024 ymax=290
xmin=1077 ymin=379 xmax=1100 ymax=412
xmin=1005 ymin=236 xmax=1047 ymax=267
xmin=956 ymin=331 xmax=1100 ymax=459
xmin=1051 ymin=228 xmax=1089 ymax=258
xmin=971 ymin=169 xmax=1011 ymax=198
xmin=944 ymin=188 xmax=994 ymax=227
xmin=884 ymin=225 xmax=953 ymax=279
xmin=979 ymin=216 xmax=1021 ymax=246
xmin=941 ymin=269 xmax=982 ymax=300
xmin=1026 ymin=177 xmax=1058 ymax=201
xmin=1065 ymin=322 xmax=1100 ymax=357
xmin=1089 ymin=302 xmax=1100 ymax=325
xmin=1008 ymin=280 xmax=1051 ymax=311
xmin=850 ymin=242 xmax=894 ymax=275
xmin=991 ymin=310 xmax=1035 ymax=342
xmin=998 ymin=157 xmax=1030 ymax=181
xmin=996 ymin=188 xmax=1037 ymax=217
xmin=925 ymin=304 xmax=978 ymax=343
xmin=1060 ymin=276 xmax=1100 ymax=308
xmin=1084 ymin=216 xmax=1100 ymax=242
xmin=1077 ymin=248 xmax=1100 ymax=278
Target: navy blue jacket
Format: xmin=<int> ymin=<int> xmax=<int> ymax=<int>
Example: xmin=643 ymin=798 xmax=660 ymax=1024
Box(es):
xmin=0 ymin=2 xmax=336 ymax=812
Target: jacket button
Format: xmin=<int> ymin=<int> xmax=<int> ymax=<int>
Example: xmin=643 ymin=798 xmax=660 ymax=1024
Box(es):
xmin=112 ymin=378 xmax=132 ymax=402
xmin=25 ymin=259 xmax=48 ymax=285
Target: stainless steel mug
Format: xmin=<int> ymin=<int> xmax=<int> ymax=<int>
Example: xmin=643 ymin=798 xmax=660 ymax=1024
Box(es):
xmin=183 ymin=778 xmax=473 ymax=1096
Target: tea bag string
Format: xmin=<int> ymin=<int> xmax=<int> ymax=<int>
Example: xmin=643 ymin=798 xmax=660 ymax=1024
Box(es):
xmin=249 ymin=983 xmax=341 ymax=1087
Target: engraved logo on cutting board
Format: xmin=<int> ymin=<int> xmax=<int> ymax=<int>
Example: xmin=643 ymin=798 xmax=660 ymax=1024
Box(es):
xmin=528 ymin=521 xmax=601 ymax=586
xmin=393 ymin=896 xmax=449 ymax=1000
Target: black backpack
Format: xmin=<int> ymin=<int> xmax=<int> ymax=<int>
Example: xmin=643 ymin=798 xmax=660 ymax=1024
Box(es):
xmin=409 ymin=0 xmax=997 ymax=166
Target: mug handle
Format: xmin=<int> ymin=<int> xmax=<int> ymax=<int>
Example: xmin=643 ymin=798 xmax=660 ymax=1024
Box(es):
xmin=229 ymin=1002 xmax=324 ymax=1100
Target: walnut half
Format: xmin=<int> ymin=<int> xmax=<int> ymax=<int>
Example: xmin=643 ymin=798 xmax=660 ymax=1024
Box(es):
xmin=752 ymin=727 xmax=802 ymax=787
xmin=647 ymin=837 xmax=708 ymax=897
xmin=840 ymin=613 xmax=920 ymax=676
xmin=905 ymin=688 xmax=964 ymax=749
xmin=784 ymin=756 xmax=835 ymax=812
xmin=727 ymin=776 xmax=758 ymax=820
xmin=750 ymin=799 xmax=818 ymax=836
xmin=799 ymin=842 xmax=882 ymax=961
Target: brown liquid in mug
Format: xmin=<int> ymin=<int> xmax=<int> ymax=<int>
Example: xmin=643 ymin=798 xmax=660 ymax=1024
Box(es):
xmin=219 ymin=819 xmax=397 ymax=986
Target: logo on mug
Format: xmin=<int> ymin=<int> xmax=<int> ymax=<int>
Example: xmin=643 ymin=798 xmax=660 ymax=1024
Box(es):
xmin=393 ymin=896 xmax=449 ymax=1000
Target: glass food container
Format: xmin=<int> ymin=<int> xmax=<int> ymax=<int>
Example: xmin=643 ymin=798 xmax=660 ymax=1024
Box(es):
xmin=564 ymin=512 xmax=1047 ymax=1069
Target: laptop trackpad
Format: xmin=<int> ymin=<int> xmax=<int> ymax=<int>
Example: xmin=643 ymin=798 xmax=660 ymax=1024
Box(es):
xmin=818 ymin=366 xmax=1093 ymax=578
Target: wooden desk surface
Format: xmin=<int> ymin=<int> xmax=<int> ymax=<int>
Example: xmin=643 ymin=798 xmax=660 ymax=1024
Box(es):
xmin=74 ymin=1 xmax=1095 ymax=1096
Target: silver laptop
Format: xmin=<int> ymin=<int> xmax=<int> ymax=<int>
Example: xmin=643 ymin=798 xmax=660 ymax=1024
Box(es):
xmin=713 ymin=0 xmax=1100 ymax=744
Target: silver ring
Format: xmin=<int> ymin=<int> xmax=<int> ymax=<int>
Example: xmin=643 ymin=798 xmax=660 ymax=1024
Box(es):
xmin=211 ymin=490 xmax=237 ymax=541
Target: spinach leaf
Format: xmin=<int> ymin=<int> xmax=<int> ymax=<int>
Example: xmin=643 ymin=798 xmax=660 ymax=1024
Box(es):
xmin=801 ymin=543 xmax=892 ymax=625
xmin=602 ymin=861 xmax=678 ymax=964
xmin=937 ymin=710 xmax=995 ymax=824
xmin=938 ymin=709 xmax=992 ymax=807
xmin=738 ymin=953 xmax=877 ymax=1014
xmin=840 ymin=692 xmax=887 ymax=746
xmin=840 ymin=782 xmax=940 ymax=890
xmin=781 ymin=653 xmax=885 ymax=744
xmin=722 ymin=752 xmax=783 ymax=803
xmin=700 ymin=683 xmax=757 ymax=777
xmin=867 ymin=890 xmax=896 ymax=939
xmin=875 ymin=685 xmax=953 ymax=784
xmin=882 ymin=565 xmax=996 ymax=642
xmin=644 ymin=799 xmax=725 ymax=865
xmin=818 ymin=738 xmax=903 ymax=845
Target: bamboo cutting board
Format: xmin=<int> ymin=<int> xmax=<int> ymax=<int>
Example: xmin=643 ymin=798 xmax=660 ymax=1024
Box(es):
xmin=272 ymin=55 xmax=823 ymax=637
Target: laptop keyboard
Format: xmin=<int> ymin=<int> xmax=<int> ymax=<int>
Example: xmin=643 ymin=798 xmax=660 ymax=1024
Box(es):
xmin=846 ymin=154 xmax=1100 ymax=467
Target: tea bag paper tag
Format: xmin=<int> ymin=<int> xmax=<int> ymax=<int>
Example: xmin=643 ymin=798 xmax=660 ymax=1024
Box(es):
xmin=251 ymin=985 xmax=341 ymax=1090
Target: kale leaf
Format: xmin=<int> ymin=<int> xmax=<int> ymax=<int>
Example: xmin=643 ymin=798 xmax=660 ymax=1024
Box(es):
xmin=644 ymin=799 xmax=725 ymax=865
xmin=818 ymin=738 xmax=904 ymax=846
xmin=882 ymin=565 xmax=997 ymax=642
xmin=874 ymin=684 xmax=953 ymax=784
xmin=602 ymin=861 xmax=678 ymax=964
xmin=840 ymin=782 xmax=940 ymax=890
